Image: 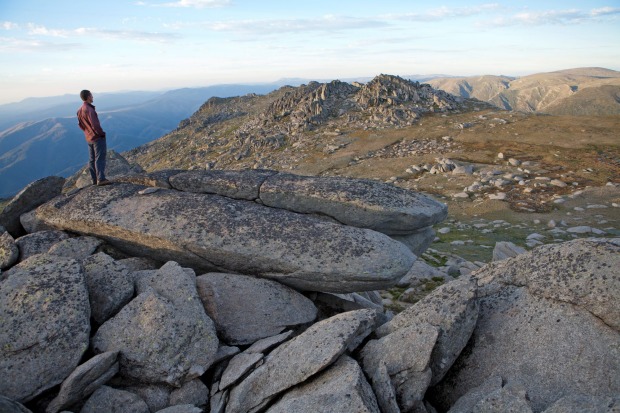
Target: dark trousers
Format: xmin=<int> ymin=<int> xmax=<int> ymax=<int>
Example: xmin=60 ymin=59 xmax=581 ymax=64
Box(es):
xmin=88 ymin=138 xmax=107 ymax=184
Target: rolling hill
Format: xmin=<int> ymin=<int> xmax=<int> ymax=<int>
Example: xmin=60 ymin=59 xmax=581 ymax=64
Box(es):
xmin=426 ymin=67 xmax=620 ymax=115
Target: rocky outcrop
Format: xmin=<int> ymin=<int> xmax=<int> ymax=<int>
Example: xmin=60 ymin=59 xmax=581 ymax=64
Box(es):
xmin=260 ymin=173 xmax=447 ymax=235
xmin=1 ymin=169 xmax=616 ymax=413
xmin=375 ymin=276 xmax=479 ymax=385
xmin=169 ymin=169 xmax=277 ymax=200
xmin=80 ymin=385 xmax=150 ymax=413
xmin=362 ymin=323 xmax=438 ymax=412
xmin=430 ymin=238 xmax=620 ymax=412
xmin=0 ymin=396 xmax=31 ymax=413
xmin=225 ymin=309 xmax=378 ymax=413
xmin=0 ymin=254 xmax=90 ymax=403
xmin=196 ymin=272 xmax=317 ymax=345
xmin=124 ymin=74 xmax=468 ymax=172
xmin=542 ymin=395 xmax=619 ymax=413
xmin=93 ymin=262 xmax=219 ymax=386
xmin=265 ymin=355 xmax=380 ymax=413
xmin=46 ymin=351 xmax=119 ymax=413
xmin=63 ymin=150 xmax=144 ymax=191
xmin=492 ymin=241 xmax=526 ymax=261
xmin=0 ymin=230 xmax=19 ymax=269
xmin=34 ymin=170 xmax=438 ymax=293
xmin=14 ymin=230 xmax=69 ymax=261
xmin=0 ymin=176 xmax=65 ymax=237
xmin=83 ymin=252 xmax=134 ymax=324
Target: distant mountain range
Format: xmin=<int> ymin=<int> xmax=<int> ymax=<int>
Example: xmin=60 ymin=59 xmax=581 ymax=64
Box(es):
xmin=426 ymin=67 xmax=620 ymax=115
xmin=0 ymin=84 xmax=288 ymax=197
xmin=1 ymin=68 xmax=619 ymax=198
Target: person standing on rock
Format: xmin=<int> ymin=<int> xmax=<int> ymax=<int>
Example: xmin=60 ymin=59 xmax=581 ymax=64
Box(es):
xmin=77 ymin=90 xmax=111 ymax=186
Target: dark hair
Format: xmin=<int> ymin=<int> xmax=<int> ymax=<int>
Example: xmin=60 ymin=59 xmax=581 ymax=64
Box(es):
xmin=80 ymin=90 xmax=91 ymax=101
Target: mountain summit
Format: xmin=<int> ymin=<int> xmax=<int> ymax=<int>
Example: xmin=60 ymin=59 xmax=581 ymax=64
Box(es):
xmin=125 ymin=74 xmax=475 ymax=172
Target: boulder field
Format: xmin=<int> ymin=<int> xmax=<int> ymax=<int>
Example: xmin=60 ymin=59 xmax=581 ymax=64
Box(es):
xmin=0 ymin=169 xmax=617 ymax=413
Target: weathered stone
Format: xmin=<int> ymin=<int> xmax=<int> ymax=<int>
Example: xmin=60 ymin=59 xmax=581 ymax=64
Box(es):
xmin=366 ymin=361 xmax=400 ymax=413
xmin=219 ymin=352 xmax=264 ymax=390
xmin=46 ymin=351 xmax=119 ymax=413
xmin=134 ymin=262 xmax=203 ymax=309
xmin=169 ymin=169 xmax=277 ymax=200
xmin=310 ymin=292 xmax=386 ymax=322
xmin=0 ymin=230 xmax=19 ymax=270
xmin=453 ymin=165 xmax=474 ymax=175
xmin=542 ymin=395 xmax=619 ymax=413
xmin=492 ymin=241 xmax=526 ymax=261
xmin=118 ymin=256 xmax=160 ymax=272
xmin=15 ymin=230 xmax=69 ymax=261
xmin=121 ymin=384 xmax=171 ymax=413
xmin=156 ymin=405 xmax=203 ymax=413
xmin=35 ymin=183 xmax=415 ymax=293
xmin=0 ymin=176 xmax=65 ymax=237
xmin=362 ymin=323 xmax=438 ymax=412
xmin=48 ymin=236 xmax=103 ymax=260
xmin=0 ymin=254 xmax=90 ymax=402
xmin=20 ymin=209 xmax=56 ymax=233
xmin=446 ymin=375 xmax=503 ymax=413
xmin=196 ymin=272 xmax=317 ymax=345
xmin=566 ymin=225 xmax=599 ymax=234
xmin=391 ymin=226 xmax=435 ymax=256
xmin=260 ymin=173 xmax=448 ymax=235
xmin=83 ymin=253 xmax=134 ymax=324
xmin=488 ymin=192 xmax=506 ymax=200
xmin=431 ymin=239 xmax=620 ymax=412
xmin=550 ymin=179 xmax=567 ymax=188
xmin=80 ymin=386 xmax=149 ymax=413
xmin=114 ymin=169 xmax=186 ymax=189
xmin=266 ymin=355 xmax=380 ymax=413
xmin=93 ymin=262 xmax=218 ymax=386
xmin=212 ymin=346 xmax=241 ymax=365
xmin=397 ymin=258 xmax=449 ymax=287
xmin=479 ymin=238 xmax=620 ymax=330
xmin=245 ymin=331 xmax=293 ymax=354
xmin=376 ymin=276 xmax=479 ymax=385
xmin=68 ymin=150 xmax=144 ymax=190
xmin=169 ymin=379 xmax=209 ymax=408
xmin=210 ymin=390 xmax=227 ymax=413
xmin=470 ymin=382 xmax=533 ymax=413
xmin=226 ymin=309 xmax=378 ymax=413
xmin=0 ymin=396 xmax=32 ymax=413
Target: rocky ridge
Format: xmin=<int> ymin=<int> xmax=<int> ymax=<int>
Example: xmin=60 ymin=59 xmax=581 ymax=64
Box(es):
xmin=0 ymin=170 xmax=618 ymax=413
xmin=124 ymin=74 xmax=474 ymax=172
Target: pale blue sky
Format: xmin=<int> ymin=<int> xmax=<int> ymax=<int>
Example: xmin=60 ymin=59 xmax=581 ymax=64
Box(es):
xmin=1 ymin=0 xmax=619 ymax=104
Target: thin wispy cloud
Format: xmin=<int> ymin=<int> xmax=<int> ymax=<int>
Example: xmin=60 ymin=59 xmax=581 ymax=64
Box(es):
xmin=202 ymin=15 xmax=387 ymax=35
xmin=138 ymin=0 xmax=231 ymax=8
xmin=0 ymin=36 xmax=82 ymax=52
xmin=488 ymin=6 xmax=620 ymax=26
xmin=383 ymin=3 xmax=500 ymax=21
xmin=591 ymin=6 xmax=620 ymax=16
xmin=25 ymin=24 xmax=179 ymax=43
xmin=2 ymin=21 xmax=20 ymax=30
xmin=83 ymin=28 xmax=180 ymax=42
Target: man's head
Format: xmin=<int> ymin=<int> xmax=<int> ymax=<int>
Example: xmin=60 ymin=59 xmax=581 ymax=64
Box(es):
xmin=80 ymin=90 xmax=93 ymax=102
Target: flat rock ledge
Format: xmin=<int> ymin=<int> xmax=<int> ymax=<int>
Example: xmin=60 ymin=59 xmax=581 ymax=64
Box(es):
xmin=34 ymin=178 xmax=420 ymax=293
xmin=118 ymin=169 xmax=448 ymax=235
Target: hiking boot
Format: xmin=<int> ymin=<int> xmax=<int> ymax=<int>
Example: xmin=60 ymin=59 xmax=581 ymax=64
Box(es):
xmin=97 ymin=179 xmax=112 ymax=186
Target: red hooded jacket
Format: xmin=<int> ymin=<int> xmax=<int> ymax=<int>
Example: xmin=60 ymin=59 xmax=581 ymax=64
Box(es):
xmin=77 ymin=102 xmax=106 ymax=143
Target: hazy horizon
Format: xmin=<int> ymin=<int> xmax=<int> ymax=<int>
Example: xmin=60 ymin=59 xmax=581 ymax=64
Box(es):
xmin=2 ymin=0 xmax=619 ymax=105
